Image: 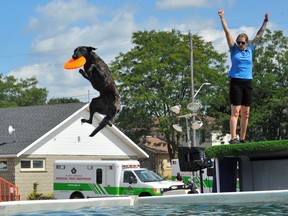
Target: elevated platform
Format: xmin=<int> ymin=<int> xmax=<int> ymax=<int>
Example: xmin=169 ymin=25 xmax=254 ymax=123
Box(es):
xmin=205 ymin=140 xmax=288 ymax=192
xmin=205 ymin=140 xmax=288 ymax=158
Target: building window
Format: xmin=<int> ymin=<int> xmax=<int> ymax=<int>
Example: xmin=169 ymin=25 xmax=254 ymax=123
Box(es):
xmin=0 ymin=160 xmax=8 ymax=171
xmin=20 ymin=159 xmax=45 ymax=171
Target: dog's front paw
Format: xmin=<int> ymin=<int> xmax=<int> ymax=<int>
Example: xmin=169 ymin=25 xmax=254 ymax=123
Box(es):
xmin=79 ymin=69 xmax=85 ymax=75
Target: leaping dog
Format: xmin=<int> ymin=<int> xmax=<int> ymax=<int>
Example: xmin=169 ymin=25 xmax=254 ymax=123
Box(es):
xmin=72 ymin=46 xmax=120 ymax=137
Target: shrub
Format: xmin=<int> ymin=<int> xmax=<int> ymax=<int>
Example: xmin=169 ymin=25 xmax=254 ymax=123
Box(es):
xmin=27 ymin=182 xmax=54 ymax=200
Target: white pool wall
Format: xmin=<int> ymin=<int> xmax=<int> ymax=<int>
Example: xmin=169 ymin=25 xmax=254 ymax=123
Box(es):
xmin=136 ymin=190 xmax=288 ymax=205
xmin=0 ymin=196 xmax=135 ymax=215
xmin=1 ymin=190 xmax=288 ymax=215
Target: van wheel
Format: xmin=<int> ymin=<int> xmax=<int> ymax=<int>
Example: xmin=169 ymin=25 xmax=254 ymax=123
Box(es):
xmin=70 ymin=192 xmax=84 ymax=199
xmin=139 ymin=192 xmax=151 ymax=197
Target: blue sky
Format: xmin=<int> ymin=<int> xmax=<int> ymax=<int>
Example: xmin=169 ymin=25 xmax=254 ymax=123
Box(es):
xmin=0 ymin=0 xmax=287 ymax=101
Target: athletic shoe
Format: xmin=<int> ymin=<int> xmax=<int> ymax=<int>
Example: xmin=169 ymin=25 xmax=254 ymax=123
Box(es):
xmin=229 ymin=139 xmax=240 ymax=144
xmin=240 ymin=139 xmax=247 ymax=143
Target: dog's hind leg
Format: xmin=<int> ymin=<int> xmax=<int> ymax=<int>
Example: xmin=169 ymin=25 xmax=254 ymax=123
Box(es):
xmin=81 ymin=102 xmax=94 ymax=124
xmin=107 ymin=98 xmax=120 ymax=126
xmin=89 ymin=102 xmax=119 ymax=136
xmin=81 ymin=97 xmax=104 ymax=124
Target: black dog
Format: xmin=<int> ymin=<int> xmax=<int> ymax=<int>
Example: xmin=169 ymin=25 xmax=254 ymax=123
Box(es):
xmin=72 ymin=46 xmax=120 ymax=136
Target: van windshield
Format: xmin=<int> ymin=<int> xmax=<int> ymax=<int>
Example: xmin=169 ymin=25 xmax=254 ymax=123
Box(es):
xmin=134 ymin=169 xmax=164 ymax=182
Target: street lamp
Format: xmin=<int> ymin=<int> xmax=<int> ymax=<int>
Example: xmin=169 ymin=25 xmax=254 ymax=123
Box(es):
xmin=187 ymin=82 xmax=211 ymax=112
xmin=193 ymin=83 xmax=211 ymax=99
xmin=170 ymin=105 xmax=181 ymax=115
xmin=188 ymin=32 xmax=212 ymax=147
xmin=172 ymin=124 xmax=182 ymax=133
xmin=170 ymin=106 xmax=200 ymax=147
xmin=171 ymin=81 xmax=210 ymax=147
xmin=171 ymin=117 xmax=192 ymax=146
xmin=171 ymin=105 xmax=183 ymax=133
xmin=191 ymin=119 xmax=203 ymax=130
xmin=188 ymin=82 xmax=211 ymax=146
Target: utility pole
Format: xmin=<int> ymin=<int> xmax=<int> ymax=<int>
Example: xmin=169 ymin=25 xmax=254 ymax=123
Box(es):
xmin=189 ymin=31 xmax=197 ymax=147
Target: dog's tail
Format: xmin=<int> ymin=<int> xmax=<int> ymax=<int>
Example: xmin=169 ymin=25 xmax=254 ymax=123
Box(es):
xmin=89 ymin=116 xmax=112 ymax=137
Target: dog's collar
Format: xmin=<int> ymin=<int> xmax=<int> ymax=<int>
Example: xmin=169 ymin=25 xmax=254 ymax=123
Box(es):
xmin=87 ymin=53 xmax=93 ymax=61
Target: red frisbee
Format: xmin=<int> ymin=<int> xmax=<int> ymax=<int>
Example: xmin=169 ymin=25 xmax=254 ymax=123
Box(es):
xmin=64 ymin=56 xmax=86 ymax=69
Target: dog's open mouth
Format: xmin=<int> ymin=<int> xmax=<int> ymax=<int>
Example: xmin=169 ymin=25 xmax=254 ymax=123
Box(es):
xmin=64 ymin=56 xmax=86 ymax=69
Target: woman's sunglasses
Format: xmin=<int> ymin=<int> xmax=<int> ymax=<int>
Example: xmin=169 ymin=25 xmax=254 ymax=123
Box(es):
xmin=237 ymin=41 xmax=246 ymax=45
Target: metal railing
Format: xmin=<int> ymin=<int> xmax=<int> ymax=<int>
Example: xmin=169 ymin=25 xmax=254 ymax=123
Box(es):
xmin=0 ymin=177 xmax=19 ymax=201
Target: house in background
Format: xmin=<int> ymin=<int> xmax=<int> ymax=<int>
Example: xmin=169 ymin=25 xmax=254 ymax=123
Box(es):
xmin=0 ymin=103 xmax=148 ymax=200
xmin=139 ymin=136 xmax=172 ymax=179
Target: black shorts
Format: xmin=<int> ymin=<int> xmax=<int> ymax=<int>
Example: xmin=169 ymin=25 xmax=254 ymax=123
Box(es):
xmin=229 ymin=78 xmax=253 ymax=106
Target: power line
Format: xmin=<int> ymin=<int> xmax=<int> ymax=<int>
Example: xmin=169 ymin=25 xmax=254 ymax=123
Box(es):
xmin=0 ymin=20 xmax=287 ymax=61
xmin=0 ymin=39 xmax=132 ymax=60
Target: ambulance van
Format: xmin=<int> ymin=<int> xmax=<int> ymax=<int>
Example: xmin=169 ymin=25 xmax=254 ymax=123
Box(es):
xmin=54 ymin=160 xmax=185 ymax=199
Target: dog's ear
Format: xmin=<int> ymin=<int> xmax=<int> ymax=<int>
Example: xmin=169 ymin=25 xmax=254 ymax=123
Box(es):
xmin=87 ymin=46 xmax=97 ymax=53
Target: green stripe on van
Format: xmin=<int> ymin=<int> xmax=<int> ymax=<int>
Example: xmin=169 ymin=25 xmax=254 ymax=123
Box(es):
xmin=54 ymin=183 xmax=162 ymax=196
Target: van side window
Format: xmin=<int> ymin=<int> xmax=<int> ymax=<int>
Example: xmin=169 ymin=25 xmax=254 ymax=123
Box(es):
xmin=123 ymin=171 xmax=136 ymax=183
xmin=96 ymin=168 xmax=102 ymax=184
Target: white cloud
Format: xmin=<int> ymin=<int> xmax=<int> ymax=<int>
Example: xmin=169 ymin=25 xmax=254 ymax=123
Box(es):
xmin=28 ymin=0 xmax=100 ymax=35
xmin=8 ymin=0 xmax=248 ymax=101
xmin=156 ymin=0 xmax=233 ymax=10
xmin=28 ymin=1 xmax=136 ymax=59
xmin=10 ymin=0 xmax=136 ymax=101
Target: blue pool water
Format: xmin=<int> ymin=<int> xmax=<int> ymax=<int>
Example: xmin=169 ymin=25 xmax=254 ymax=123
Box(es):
xmin=15 ymin=203 xmax=288 ymax=215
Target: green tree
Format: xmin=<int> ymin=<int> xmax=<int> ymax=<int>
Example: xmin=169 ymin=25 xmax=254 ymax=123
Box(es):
xmin=250 ymin=29 xmax=288 ymax=141
xmin=0 ymin=75 xmax=48 ymax=107
xmin=47 ymin=97 xmax=80 ymax=105
xmin=111 ymin=30 xmax=227 ymax=159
